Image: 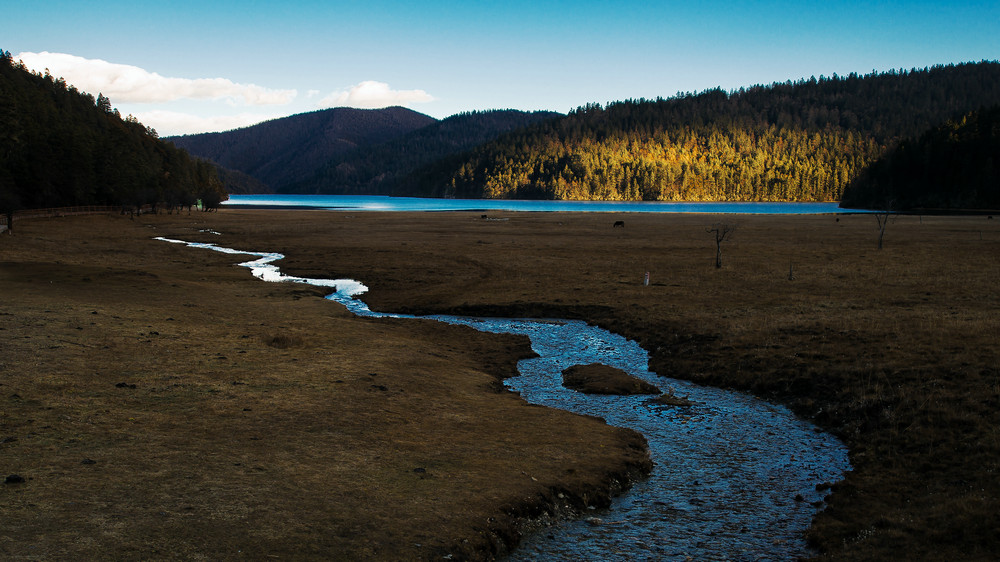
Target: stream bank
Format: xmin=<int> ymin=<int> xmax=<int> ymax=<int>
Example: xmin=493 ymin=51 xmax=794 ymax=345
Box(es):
xmin=158 ymin=236 xmax=850 ymax=560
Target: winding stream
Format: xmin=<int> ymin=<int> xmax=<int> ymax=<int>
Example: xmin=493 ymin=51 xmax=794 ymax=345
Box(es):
xmin=157 ymin=237 xmax=850 ymax=561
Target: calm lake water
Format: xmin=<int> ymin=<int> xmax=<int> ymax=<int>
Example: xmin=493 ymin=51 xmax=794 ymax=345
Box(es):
xmin=225 ymin=194 xmax=855 ymax=214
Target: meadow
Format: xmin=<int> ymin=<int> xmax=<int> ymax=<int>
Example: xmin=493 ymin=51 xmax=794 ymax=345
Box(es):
xmin=2 ymin=209 xmax=998 ymax=559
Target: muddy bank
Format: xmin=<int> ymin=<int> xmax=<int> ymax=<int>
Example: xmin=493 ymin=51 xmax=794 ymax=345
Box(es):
xmin=433 ymin=315 xmax=848 ymax=560
xmin=450 ymin=442 xmax=652 ymax=559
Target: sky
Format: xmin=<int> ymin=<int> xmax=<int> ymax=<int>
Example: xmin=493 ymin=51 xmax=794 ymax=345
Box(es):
xmin=3 ymin=1 xmax=998 ymax=136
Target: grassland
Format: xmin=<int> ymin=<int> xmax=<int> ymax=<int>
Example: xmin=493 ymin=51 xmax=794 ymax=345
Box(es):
xmin=2 ymin=209 xmax=998 ymax=560
xmin=0 ymin=213 xmax=649 ymax=560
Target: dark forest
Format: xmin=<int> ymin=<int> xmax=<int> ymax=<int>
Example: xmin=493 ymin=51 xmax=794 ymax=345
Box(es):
xmin=0 ymin=50 xmax=226 ymax=213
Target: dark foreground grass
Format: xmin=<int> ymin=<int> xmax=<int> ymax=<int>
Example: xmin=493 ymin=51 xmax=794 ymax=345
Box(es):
xmin=2 ymin=209 xmax=998 ymax=559
xmin=240 ymin=209 xmax=998 ymax=561
xmin=0 ymin=214 xmax=649 ymax=560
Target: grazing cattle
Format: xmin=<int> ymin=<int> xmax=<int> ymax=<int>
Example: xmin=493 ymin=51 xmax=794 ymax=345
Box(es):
xmin=613 ymin=221 xmax=625 ymax=228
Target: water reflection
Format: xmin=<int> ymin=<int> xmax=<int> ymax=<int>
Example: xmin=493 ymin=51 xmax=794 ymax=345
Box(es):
xmin=157 ymin=237 xmax=850 ymax=560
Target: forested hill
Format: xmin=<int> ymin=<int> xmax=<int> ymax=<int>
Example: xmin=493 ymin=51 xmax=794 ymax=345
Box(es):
xmin=167 ymin=107 xmax=436 ymax=193
xmin=285 ymin=109 xmax=562 ymax=195
xmin=0 ymin=50 xmax=225 ymax=212
xmin=406 ymin=61 xmax=1000 ymax=202
xmin=841 ymin=105 xmax=1000 ymax=211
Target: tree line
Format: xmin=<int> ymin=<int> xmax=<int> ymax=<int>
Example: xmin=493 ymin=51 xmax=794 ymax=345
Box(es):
xmin=0 ymin=50 xmax=227 ymax=214
xmin=405 ymin=62 xmax=1000 ymax=203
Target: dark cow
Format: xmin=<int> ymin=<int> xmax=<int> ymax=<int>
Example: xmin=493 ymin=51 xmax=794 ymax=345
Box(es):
xmin=613 ymin=220 xmax=625 ymax=228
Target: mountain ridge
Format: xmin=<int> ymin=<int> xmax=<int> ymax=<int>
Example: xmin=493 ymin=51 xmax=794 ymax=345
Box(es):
xmin=284 ymin=109 xmax=562 ymax=195
xmin=167 ymin=106 xmax=436 ymax=193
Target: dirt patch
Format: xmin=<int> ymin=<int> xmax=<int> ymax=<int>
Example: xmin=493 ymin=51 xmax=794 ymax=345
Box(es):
xmin=562 ymin=363 xmax=660 ymax=395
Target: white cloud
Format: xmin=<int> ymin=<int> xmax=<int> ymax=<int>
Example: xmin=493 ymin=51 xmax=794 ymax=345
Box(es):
xmin=16 ymin=51 xmax=296 ymax=106
xmin=319 ymin=80 xmax=434 ymax=109
xmin=131 ymin=110 xmax=284 ymax=137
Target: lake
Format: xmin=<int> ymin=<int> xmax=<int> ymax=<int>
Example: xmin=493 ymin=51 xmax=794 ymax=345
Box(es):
xmin=225 ymin=194 xmax=857 ymax=214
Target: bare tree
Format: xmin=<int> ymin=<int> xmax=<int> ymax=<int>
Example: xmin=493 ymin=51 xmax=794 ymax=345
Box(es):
xmin=708 ymin=223 xmax=736 ymax=268
xmin=874 ymin=198 xmax=896 ymax=250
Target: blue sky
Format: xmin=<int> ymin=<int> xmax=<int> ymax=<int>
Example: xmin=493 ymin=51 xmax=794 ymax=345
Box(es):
xmin=4 ymin=1 xmax=997 ymax=135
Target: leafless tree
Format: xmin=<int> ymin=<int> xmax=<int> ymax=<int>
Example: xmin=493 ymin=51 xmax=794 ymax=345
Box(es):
xmin=708 ymin=223 xmax=736 ymax=268
xmin=874 ymin=198 xmax=896 ymax=250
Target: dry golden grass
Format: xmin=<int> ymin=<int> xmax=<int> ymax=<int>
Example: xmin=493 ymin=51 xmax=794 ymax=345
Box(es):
xmin=228 ymin=209 xmax=998 ymax=560
xmin=0 ymin=213 xmax=649 ymax=560
xmin=2 ymin=209 xmax=998 ymax=560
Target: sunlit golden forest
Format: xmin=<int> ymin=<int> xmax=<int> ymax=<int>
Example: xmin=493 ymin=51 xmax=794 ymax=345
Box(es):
xmin=408 ymin=62 xmax=1000 ymax=204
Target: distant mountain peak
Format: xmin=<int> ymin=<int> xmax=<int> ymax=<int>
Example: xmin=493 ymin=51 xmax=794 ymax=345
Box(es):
xmin=168 ymin=107 xmax=560 ymax=195
xmin=167 ymin=106 xmax=436 ymax=191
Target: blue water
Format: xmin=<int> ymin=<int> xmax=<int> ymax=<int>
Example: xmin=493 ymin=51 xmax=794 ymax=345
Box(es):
xmin=157 ymin=236 xmax=851 ymax=561
xmin=225 ymin=194 xmax=855 ymax=214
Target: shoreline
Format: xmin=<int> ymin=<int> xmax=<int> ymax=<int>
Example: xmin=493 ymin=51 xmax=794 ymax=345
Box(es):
xmin=222 ymin=203 xmax=337 ymax=210
xmin=224 ymin=201 xmax=1000 ymax=216
xmin=221 ymin=196 xmax=854 ymax=215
